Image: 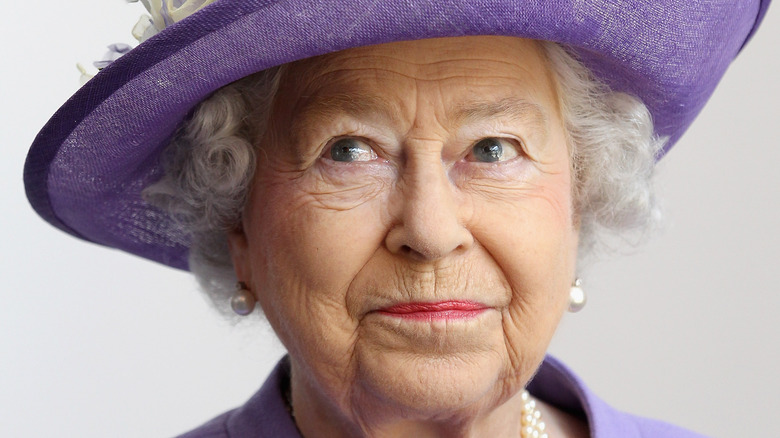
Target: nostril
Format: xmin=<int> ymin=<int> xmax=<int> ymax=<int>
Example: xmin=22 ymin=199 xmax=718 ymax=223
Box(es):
xmin=399 ymin=244 xmax=427 ymax=260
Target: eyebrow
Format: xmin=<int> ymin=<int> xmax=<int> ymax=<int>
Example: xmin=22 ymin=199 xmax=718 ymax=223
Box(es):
xmin=292 ymin=92 xmax=403 ymax=129
xmin=292 ymin=93 xmax=550 ymax=143
xmin=451 ymin=97 xmax=550 ymax=136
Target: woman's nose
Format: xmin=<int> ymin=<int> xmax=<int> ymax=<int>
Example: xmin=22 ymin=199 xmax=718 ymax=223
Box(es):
xmin=385 ymin=151 xmax=473 ymax=261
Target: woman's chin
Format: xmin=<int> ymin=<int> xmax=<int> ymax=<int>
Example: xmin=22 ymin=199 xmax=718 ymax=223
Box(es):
xmin=353 ymin=317 xmax=512 ymax=418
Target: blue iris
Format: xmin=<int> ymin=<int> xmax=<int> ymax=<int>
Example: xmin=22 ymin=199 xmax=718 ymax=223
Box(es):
xmin=472 ymin=138 xmax=504 ymax=162
xmin=330 ymin=138 xmax=367 ymax=162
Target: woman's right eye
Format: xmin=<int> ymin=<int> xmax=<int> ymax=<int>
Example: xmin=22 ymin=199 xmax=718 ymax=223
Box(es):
xmin=327 ymin=138 xmax=377 ymax=162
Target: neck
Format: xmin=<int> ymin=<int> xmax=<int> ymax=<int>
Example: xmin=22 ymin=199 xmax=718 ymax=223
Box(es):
xmin=290 ymin=373 xmax=529 ymax=438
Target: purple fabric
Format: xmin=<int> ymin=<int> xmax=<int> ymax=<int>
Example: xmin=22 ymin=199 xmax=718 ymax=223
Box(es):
xmin=176 ymin=355 xmax=707 ymax=437
xmin=23 ymin=0 xmax=771 ymax=269
xmin=177 ymin=356 xmax=300 ymax=438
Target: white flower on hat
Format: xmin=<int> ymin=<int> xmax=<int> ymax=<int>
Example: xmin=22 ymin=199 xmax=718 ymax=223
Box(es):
xmin=79 ymin=1 xmax=216 ymax=84
xmin=128 ymin=0 xmax=218 ymax=41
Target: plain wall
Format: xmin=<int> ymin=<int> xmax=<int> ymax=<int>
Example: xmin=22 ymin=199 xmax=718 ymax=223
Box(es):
xmin=2 ymin=1 xmax=777 ymax=436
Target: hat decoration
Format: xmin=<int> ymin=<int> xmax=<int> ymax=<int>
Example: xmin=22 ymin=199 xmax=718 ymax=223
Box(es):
xmin=130 ymin=0 xmax=218 ymax=39
xmin=78 ymin=0 xmax=217 ymax=83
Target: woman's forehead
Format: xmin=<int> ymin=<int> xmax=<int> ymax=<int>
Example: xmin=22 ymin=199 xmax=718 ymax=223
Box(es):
xmin=277 ymin=36 xmax=560 ymax=127
xmin=290 ymin=36 xmax=553 ymax=85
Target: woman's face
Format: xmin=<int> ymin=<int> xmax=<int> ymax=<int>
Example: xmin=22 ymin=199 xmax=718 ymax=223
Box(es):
xmin=229 ymin=36 xmax=578 ymax=430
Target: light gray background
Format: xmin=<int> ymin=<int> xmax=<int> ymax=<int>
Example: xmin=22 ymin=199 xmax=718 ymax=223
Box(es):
xmin=1 ymin=2 xmax=777 ymax=437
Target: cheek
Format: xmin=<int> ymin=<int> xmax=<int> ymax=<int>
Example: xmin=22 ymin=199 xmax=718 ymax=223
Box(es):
xmin=472 ymin=185 xmax=575 ymax=315
xmin=467 ymin=159 xmax=576 ymax=363
xmin=470 ymin=161 xmax=575 ymax=273
xmin=244 ymin=171 xmax=390 ymax=349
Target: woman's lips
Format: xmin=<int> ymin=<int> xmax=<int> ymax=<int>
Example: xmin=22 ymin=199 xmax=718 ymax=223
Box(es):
xmin=377 ymin=300 xmax=489 ymax=321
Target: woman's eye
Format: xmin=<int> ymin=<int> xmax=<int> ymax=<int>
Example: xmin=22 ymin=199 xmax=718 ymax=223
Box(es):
xmin=468 ymin=137 xmax=520 ymax=163
xmin=327 ymin=138 xmax=377 ymax=162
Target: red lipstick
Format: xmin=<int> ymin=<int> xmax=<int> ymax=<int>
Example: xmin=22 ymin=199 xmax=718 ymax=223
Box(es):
xmin=377 ymin=300 xmax=488 ymax=321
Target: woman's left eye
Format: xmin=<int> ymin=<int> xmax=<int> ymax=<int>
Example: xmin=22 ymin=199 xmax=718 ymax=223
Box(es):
xmin=326 ymin=138 xmax=377 ymax=162
xmin=467 ymin=137 xmax=521 ymax=163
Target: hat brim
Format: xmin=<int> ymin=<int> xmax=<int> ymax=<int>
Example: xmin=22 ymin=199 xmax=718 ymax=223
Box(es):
xmin=23 ymin=0 xmax=770 ymax=270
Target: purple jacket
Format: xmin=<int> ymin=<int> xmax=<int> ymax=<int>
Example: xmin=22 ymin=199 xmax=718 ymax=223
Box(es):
xmin=177 ymin=356 xmax=706 ymax=437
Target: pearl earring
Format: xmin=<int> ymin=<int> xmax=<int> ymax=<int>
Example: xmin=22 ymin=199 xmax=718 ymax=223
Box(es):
xmin=568 ymin=278 xmax=586 ymax=312
xmin=230 ymin=281 xmax=256 ymax=316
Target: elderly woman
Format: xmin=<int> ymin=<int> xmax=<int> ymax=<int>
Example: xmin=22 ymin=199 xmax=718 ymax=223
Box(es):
xmin=23 ymin=0 xmax=771 ymax=437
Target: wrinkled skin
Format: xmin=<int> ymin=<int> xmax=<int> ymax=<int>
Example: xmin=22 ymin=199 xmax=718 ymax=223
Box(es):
xmin=229 ymin=36 xmax=581 ymax=437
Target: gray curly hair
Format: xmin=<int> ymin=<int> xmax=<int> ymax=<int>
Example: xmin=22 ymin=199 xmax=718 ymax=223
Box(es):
xmin=144 ymin=41 xmax=664 ymax=316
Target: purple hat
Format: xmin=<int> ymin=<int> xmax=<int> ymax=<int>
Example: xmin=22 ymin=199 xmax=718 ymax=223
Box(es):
xmin=23 ymin=0 xmax=771 ymax=270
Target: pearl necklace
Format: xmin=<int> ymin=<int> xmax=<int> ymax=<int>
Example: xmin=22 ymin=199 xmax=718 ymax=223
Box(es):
xmin=520 ymin=390 xmax=548 ymax=438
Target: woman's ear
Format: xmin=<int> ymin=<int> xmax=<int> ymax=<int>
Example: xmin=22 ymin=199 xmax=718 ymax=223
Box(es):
xmin=227 ymin=223 xmax=251 ymax=284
